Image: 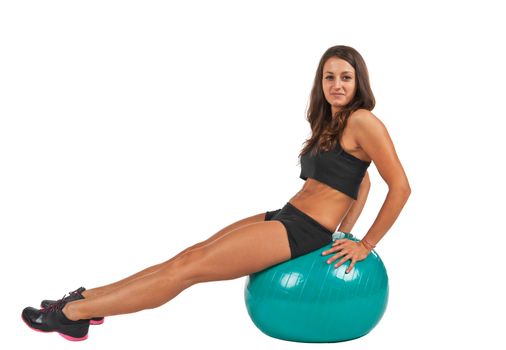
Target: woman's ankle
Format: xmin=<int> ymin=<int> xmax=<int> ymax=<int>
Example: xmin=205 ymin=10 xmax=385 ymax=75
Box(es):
xmin=62 ymin=302 xmax=83 ymax=321
xmin=81 ymin=289 xmax=100 ymax=299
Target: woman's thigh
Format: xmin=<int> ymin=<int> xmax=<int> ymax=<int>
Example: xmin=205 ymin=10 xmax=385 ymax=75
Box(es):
xmin=198 ymin=211 xmax=268 ymax=246
xmin=181 ymin=220 xmax=291 ymax=284
xmin=163 ymin=211 xmax=271 ymax=267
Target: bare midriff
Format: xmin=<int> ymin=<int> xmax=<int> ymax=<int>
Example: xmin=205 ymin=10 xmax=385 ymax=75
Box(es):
xmin=288 ymin=177 xmax=354 ymax=233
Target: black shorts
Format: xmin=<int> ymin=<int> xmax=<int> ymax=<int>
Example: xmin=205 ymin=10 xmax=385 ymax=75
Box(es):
xmin=264 ymin=202 xmax=334 ymax=259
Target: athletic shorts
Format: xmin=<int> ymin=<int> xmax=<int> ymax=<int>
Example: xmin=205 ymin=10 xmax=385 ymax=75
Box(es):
xmin=264 ymin=202 xmax=335 ymax=259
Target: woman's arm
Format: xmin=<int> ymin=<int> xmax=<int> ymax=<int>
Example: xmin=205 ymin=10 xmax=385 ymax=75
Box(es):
xmin=353 ymin=112 xmax=411 ymax=248
xmin=361 ymin=182 xmax=410 ymax=247
xmin=322 ymin=110 xmax=411 ymax=273
xmin=337 ymin=171 xmax=370 ymax=233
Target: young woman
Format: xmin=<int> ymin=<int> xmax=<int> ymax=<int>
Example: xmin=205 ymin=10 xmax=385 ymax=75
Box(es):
xmin=22 ymin=45 xmax=411 ymax=341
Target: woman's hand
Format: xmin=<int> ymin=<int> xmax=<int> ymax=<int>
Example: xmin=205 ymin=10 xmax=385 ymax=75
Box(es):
xmin=321 ymin=239 xmax=371 ymax=274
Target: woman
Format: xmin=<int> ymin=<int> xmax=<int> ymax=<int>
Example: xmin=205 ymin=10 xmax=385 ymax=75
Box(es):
xmin=22 ymin=45 xmax=411 ymax=341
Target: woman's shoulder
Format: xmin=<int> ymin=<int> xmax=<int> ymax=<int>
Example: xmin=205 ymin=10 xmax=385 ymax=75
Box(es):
xmin=348 ymin=109 xmax=384 ymax=128
xmin=350 ymin=108 xmax=377 ymax=119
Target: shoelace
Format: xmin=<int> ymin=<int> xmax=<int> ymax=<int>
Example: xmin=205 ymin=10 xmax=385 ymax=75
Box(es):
xmin=41 ymin=295 xmax=67 ymax=313
xmin=40 ymin=287 xmax=83 ymax=313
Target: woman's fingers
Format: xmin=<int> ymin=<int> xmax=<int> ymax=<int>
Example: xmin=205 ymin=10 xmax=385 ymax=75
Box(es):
xmin=322 ymin=241 xmax=368 ymax=274
xmin=333 ymin=253 xmax=350 ymax=268
xmin=322 ymin=243 xmax=344 ymax=256
xmin=345 ymin=257 xmax=357 ymax=274
xmin=325 ymin=249 xmax=347 ymax=264
xmin=332 ymin=239 xmax=346 ymax=247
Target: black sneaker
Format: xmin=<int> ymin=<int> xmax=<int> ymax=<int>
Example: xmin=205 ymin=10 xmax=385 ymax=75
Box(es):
xmin=40 ymin=287 xmax=104 ymax=325
xmin=21 ymin=299 xmax=90 ymax=341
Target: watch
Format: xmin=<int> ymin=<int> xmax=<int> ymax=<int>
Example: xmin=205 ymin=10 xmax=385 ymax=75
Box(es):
xmin=332 ymin=230 xmax=354 ymax=241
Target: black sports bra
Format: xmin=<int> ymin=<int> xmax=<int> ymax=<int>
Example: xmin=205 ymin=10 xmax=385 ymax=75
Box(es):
xmin=299 ymin=141 xmax=371 ymax=200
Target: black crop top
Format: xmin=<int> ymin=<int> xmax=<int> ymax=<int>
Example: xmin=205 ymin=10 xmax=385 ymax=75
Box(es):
xmin=299 ymin=141 xmax=371 ymax=200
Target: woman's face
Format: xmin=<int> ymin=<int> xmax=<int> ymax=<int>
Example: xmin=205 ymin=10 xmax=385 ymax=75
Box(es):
xmin=322 ymin=57 xmax=357 ymax=116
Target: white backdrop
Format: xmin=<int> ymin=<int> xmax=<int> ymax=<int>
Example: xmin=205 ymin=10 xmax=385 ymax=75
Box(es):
xmin=1 ymin=0 xmax=505 ymax=349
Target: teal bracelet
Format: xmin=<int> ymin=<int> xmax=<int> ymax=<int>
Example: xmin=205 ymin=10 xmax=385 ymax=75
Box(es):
xmin=332 ymin=230 xmax=354 ymax=241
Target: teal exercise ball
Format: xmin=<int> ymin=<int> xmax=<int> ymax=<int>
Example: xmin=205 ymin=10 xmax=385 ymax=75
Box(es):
xmin=244 ymin=234 xmax=389 ymax=343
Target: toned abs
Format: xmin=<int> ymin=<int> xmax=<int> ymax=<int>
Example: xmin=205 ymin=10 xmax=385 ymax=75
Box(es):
xmin=288 ymin=178 xmax=354 ymax=233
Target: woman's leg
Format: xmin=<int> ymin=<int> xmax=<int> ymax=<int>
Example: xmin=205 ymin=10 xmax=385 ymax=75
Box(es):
xmin=82 ymin=212 xmax=268 ymax=299
xmin=64 ymin=220 xmax=290 ymax=320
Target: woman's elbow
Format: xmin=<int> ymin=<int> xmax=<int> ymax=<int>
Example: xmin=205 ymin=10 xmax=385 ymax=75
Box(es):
xmin=386 ymin=177 xmax=411 ymax=195
xmin=394 ymin=182 xmax=411 ymax=196
xmin=401 ymin=177 xmax=412 ymax=194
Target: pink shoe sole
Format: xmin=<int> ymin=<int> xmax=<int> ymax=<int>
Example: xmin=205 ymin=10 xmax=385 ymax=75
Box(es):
xmin=21 ymin=314 xmax=88 ymax=341
xmin=58 ymin=332 xmax=88 ymax=341
xmin=90 ymin=318 xmax=104 ymax=325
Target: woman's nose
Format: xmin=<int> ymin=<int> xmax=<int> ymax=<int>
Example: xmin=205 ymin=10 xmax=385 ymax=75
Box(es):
xmin=332 ymin=79 xmax=342 ymax=89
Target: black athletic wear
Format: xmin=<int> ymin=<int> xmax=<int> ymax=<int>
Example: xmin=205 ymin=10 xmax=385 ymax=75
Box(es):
xmin=265 ymin=202 xmax=336 ymax=259
xmin=299 ymin=141 xmax=371 ymax=200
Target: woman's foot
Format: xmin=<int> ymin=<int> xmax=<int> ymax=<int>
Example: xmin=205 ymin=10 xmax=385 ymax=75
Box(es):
xmin=21 ymin=299 xmax=90 ymax=341
xmin=40 ymin=287 xmax=105 ymax=325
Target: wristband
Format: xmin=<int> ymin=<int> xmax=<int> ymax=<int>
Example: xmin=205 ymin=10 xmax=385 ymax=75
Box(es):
xmin=332 ymin=230 xmax=354 ymax=241
xmin=360 ymin=238 xmax=376 ymax=251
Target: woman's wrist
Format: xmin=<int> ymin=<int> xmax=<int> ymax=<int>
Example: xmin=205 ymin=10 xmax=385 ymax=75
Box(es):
xmin=337 ymin=225 xmax=352 ymax=234
xmin=359 ymin=237 xmax=376 ymax=251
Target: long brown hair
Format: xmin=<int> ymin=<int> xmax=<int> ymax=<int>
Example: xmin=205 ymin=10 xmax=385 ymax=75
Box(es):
xmin=297 ymin=45 xmax=375 ymax=163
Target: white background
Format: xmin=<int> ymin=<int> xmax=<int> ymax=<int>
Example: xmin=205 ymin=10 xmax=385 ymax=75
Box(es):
xmin=1 ymin=0 xmax=505 ymax=349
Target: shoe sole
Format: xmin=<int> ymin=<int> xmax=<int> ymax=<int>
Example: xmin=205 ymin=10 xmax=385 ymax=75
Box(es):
xmin=90 ymin=318 xmax=104 ymax=325
xmin=40 ymin=303 xmax=104 ymax=325
xmin=21 ymin=314 xmax=88 ymax=341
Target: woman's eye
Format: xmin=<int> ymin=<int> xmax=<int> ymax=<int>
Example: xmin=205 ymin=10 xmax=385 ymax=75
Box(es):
xmin=325 ymin=76 xmax=352 ymax=80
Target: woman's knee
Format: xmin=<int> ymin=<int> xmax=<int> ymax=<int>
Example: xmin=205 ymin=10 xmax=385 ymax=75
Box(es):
xmin=162 ymin=248 xmax=209 ymax=285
